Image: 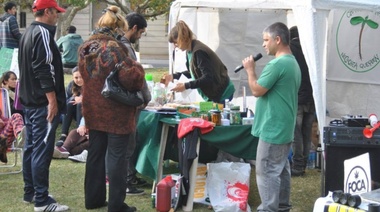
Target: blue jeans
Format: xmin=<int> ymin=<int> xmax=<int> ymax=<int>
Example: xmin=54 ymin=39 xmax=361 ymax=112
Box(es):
xmin=22 ymin=107 xmax=60 ymax=207
xmin=292 ymin=103 xmax=315 ymax=171
xmin=256 ymin=140 xmax=292 ymax=212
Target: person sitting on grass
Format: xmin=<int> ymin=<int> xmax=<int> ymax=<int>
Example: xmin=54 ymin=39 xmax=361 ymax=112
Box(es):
xmin=56 ymin=66 xmax=83 ymax=147
xmin=0 ymin=108 xmax=25 ymax=163
xmin=53 ymin=117 xmax=88 ymax=163
xmin=1 ymin=71 xmax=24 ymax=116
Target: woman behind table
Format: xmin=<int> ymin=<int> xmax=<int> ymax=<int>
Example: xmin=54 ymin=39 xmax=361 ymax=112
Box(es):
xmin=78 ymin=6 xmax=144 ymax=212
xmin=1 ymin=71 xmax=24 ymax=116
xmin=163 ymin=20 xmax=235 ymax=104
xmin=56 ymin=66 xmax=83 ymax=146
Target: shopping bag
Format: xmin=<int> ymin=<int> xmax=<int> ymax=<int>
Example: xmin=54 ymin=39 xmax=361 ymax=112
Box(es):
xmin=206 ymin=162 xmax=251 ymax=212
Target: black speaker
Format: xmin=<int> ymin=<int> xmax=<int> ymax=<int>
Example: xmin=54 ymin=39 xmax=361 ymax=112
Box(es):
xmin=323 ymin=145 xmax=380 ymax=196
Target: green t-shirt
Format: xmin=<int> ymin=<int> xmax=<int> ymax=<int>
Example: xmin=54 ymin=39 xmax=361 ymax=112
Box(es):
xmin=252 ymin=54 xmax=301 ymax=144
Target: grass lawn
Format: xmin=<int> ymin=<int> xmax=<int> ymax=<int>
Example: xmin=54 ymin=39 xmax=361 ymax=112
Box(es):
xmin=0 ymin=155 xmax=322 ymax=211
xmin=0 ymin=68 xmax=323 ymax=211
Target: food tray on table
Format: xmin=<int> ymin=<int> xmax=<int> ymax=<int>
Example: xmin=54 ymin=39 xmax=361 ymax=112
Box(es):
xmin=145 ymin=106 xmax=177 ymax=115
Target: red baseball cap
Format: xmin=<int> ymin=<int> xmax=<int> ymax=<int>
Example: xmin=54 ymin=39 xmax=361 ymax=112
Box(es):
xmin=32 ymin=0 xmax=66 ymax=13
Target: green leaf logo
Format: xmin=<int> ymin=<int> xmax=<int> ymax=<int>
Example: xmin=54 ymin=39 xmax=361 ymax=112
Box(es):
xmin=350 ymin=16 xmax=378 ymax=60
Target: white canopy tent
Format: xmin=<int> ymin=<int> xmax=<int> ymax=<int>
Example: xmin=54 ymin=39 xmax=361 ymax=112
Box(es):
xmin=168 ymin=0 xmax=380 ymax=144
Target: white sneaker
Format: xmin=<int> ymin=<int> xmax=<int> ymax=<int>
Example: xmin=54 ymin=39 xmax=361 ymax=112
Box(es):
xmin=68 ymin=150 xmax=87 ymax=163
xmin=34 ymin=202 xmax=69 ymax=211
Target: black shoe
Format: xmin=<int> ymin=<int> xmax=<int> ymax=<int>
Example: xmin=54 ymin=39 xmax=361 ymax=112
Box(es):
xmin=0 ymin=137 xmax=8 ymax=163
xmin=85 ymin=201 xmax=108 ymax=209
xmin=130 ymin=177 xmax=147 ymax=187
xmin=291 ymin=168 xmax=305 ymax=177
xmin=55 ymin=136 xmax=66 ymax=147
xmin=121 ymin=203 xmax=137 ymax=212
xmin=126 ymin=186 xmax=145 ymax=196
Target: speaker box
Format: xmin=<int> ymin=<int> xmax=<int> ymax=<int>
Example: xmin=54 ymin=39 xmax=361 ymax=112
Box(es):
xmin=323 ymin=145 xmax=380 ymax=196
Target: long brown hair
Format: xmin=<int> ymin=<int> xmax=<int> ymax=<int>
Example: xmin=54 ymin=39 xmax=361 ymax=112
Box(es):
xmin=168 ymin=20 xmax=196 ymax=50
xmin=71 ymin=67 xmax=81 ymax=97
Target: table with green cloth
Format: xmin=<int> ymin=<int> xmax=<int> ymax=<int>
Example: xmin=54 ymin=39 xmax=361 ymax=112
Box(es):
xmin=135 ymin=110 xmax=258 ymax=181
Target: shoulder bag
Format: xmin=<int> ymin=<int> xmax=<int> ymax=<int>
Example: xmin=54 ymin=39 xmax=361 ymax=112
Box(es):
xmin=101 ymin=63 xmax=144 ymax=106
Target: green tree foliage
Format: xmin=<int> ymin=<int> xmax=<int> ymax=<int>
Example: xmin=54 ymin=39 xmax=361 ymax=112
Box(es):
xmin=0 ymin=0 xmax=173 ymax=37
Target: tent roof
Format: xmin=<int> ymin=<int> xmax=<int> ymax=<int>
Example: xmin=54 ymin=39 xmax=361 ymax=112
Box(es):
xmin=173 ymin=0 xmax=380 ymax=11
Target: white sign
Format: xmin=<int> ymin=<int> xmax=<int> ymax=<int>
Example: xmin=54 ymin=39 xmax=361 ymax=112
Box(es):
xmin=327 ymin=10 xmax=380 ymax=84
xmin=344 ymin=153 xmax=371 ymax=194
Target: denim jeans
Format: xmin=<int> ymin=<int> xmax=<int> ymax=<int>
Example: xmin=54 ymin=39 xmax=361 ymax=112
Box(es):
xmin=22 ymin=107 xmax=60 ymax=207
xmin=292 ymin=103 xmax=315 ymax=171
xmin=256 ymin=140 xmax=292 ymax=212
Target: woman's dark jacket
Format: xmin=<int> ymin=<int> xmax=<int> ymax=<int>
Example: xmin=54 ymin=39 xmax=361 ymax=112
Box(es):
xmin=172 ymin=40 xmax=230 ymax=103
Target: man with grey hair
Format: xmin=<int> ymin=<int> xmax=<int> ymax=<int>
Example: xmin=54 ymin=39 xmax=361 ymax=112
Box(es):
xmin=242 ymin=22 xmax=301 ymax=212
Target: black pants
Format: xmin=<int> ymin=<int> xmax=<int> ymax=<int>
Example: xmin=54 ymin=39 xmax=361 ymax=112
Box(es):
xmin=85 ymin=129 xmax=131 ymax=211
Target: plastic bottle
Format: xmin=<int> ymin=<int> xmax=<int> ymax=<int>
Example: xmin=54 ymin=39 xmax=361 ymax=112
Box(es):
xmin=153 ymin=82 xmax=165 ymax=106
xmin=369 ymin=114 xmax=378 ymax=127
xmin=156 ymin=175 xmax=175 ymax=212
xmin=307 ymin=149 xmax=316 ymax=169
xmin=145 ymin=74 xmax=155 ymax=97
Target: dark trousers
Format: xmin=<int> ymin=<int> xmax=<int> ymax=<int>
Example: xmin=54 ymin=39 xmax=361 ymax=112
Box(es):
xmin=292 ymin=103 xmax=316 ymax=170
xmin=126 ymin=130 xmax=137 ymax=183
xmin=61 ymin=102 xmax=82 ymax=135
xmin=126 ymin=110 xmax=140 ymax=184
xmin=23 ymin=107 xmax=60 ymax=207
xmin=85 ymin=129 xmax=130 ymax=211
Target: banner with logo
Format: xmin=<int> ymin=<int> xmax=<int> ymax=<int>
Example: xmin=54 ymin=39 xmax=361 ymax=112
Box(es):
xmin=327 ymin=10 xmax=380 ymax=84
xmin=0 ymin=47 xmax=19 ymax=77
xmin=344 ymin=153 xmax=371 ymax=194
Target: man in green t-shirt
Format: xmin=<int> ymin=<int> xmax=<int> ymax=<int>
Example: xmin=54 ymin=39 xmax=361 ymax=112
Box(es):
xmin=242 ymin=22 xmax=301 ymax=212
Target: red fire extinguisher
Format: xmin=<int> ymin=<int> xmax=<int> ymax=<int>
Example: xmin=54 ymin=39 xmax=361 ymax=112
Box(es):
xmin=156 ymin=175 xmax=175 ymax=212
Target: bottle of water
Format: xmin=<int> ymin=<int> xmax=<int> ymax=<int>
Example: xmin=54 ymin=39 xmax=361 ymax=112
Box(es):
xmin=145 ymin=74 xmax=154 ymax=99
xmin=307 ymin=149 xmax=316 ymax=169
xmin=153 ymin=82 xmax=165 ymax=106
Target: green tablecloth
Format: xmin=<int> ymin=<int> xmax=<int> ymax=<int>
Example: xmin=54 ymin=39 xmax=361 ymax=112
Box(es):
xmin=135 ymin=110 xmax=258 ymax=180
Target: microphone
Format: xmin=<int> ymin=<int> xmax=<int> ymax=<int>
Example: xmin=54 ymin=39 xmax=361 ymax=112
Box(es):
xmin=234 ymin=53 xmax=263 ymax=73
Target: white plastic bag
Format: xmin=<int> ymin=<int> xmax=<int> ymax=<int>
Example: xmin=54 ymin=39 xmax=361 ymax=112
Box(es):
xmin=206 ymin=162 xmax=252 ymax=212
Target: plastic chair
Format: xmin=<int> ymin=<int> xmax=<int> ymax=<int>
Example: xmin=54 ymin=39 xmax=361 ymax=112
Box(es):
xmin=0 ymin=88 xmax=23 ymax=175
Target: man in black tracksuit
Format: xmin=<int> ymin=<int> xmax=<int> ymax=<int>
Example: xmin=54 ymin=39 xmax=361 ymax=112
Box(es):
xmin=18 ymin=0 xmax=68 ymax=211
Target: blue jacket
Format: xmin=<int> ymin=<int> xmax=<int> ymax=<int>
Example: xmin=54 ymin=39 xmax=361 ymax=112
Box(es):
xmin=0 ymin=13 xmax=22 ymax=49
